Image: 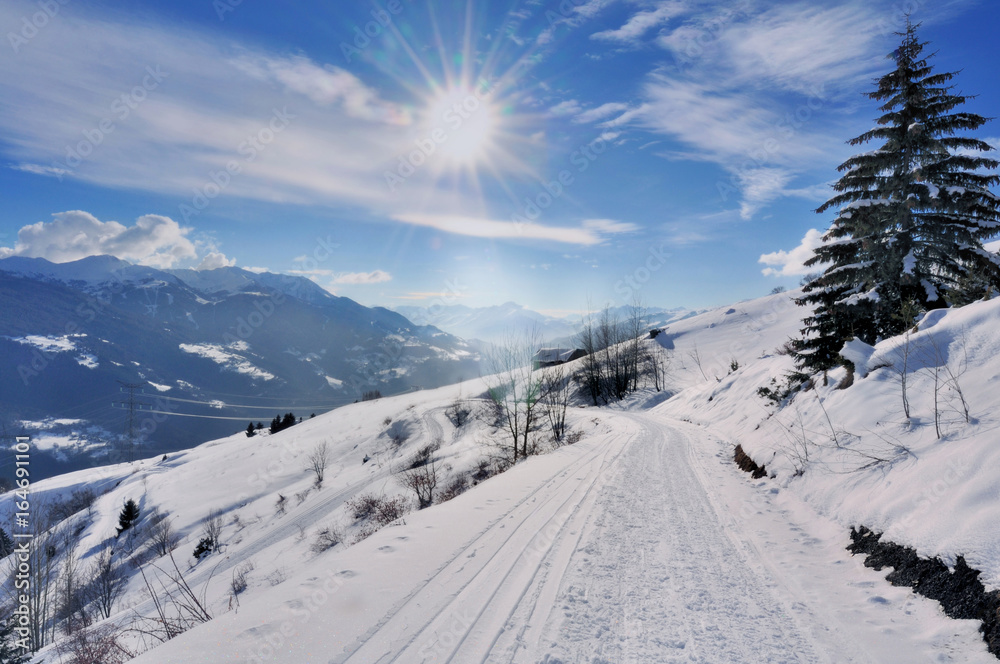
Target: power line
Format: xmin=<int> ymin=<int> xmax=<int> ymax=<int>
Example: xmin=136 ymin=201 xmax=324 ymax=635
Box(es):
xmin=143 ymin=410 xmax=266 ymax=422
xmin=113 ymin=381 xmax=152 ymax=463
xmin=154 ymin=394 xmax=341 ymax=411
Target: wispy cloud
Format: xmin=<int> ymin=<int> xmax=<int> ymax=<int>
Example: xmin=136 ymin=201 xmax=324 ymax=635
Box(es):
xmin=549 ymin=99 xmax=584 ymax=116
xmin=591 ymin=1 xmax=685 ymax=43
xmin=572 ymin=102 xmax=630 ymax=124
xmin=607 ymin=1 xmax=894 ymax=219
xmin=537 ymin=0 xmax=619 ymax=45
xmin=391 ymin=213 xmax=636 ymax=245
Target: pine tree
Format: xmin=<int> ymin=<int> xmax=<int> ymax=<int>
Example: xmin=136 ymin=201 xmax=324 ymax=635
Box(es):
xmin=798 ymin=20 xmax=1000 ymax=363
xmin=116 ymin=499 xmax=140 ymax=538
xmin=245 ymin=422 xmax=256 ymax=438
xmin=0 ymin=527 xmax=13 ymax=557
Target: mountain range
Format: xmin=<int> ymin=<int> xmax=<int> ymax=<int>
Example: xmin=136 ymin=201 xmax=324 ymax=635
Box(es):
xmin=0 ymin=255 xmax=479 ymax=479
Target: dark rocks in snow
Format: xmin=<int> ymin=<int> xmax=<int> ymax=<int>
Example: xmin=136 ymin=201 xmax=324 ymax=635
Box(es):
xmin=847 ymin=526 xmax=1000 ymax=658
xmin=734 ymin=444 xmax=767 ymax=479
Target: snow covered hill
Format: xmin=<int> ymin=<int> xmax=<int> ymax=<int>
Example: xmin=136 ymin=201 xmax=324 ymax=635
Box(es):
xmin=4 ymin=289 xmax=1000 ymax=662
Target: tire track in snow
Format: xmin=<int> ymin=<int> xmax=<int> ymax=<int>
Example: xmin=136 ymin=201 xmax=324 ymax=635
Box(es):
xmin=330 ymin=420 xmax=642 ymax=663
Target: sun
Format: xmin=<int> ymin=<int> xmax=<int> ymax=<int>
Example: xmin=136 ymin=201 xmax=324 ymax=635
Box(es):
xmin=423 ymin=83 xmax=499 ymax=169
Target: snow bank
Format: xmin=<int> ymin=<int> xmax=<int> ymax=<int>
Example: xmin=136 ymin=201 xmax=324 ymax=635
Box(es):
xmin=656 ymin=292 xmax=1000 ymax=588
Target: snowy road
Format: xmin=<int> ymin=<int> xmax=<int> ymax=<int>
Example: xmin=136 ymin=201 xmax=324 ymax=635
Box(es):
xmin=135 ymin=411 xmax=994 ymax=664
xmin=337 ymin=414 xmax=851 ymax=664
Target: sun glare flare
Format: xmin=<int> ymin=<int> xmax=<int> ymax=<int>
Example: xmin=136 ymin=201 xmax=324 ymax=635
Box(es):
xmin=424 ymin=84 xmax=499 ymax=168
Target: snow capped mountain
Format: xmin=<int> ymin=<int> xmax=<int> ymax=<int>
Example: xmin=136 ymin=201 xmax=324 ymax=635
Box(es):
xmin=0 ymin=256 xmax=479 ymax=479
xmin=0 ymin=254 xmax=177 ymax=288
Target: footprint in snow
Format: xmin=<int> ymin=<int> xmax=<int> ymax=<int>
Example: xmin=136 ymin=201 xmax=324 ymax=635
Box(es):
xmin=378 ymin=545 xmax=394 ymax=553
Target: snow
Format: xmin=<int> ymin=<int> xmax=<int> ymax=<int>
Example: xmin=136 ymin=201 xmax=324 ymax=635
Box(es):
xmin=76 ymin=352 xmax=99 ymax=368
xmin=6 ymin=290 xmax=1000 ymax=663
xmin=178 ymin=342 xmax=275 ymax=381
xmin=656 ymin=292 xmax=1000 ymax=590
xmin=4 ymin=333 xmax=82 ymax=353
xmin=148 ymin=382 xmax=173 ymax=392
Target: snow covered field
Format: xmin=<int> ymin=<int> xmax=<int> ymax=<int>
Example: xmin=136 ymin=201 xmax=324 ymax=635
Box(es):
xmin=5 ymin=290 xmax=1000 ymax=663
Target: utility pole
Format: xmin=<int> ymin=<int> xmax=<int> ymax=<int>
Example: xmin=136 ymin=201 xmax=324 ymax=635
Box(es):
xmin=114 ymin=381 xmax=151 ymax=463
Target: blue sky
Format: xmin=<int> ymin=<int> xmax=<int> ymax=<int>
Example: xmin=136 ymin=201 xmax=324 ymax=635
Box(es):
xmin=1 ymin=0 xmax=999 ymax=314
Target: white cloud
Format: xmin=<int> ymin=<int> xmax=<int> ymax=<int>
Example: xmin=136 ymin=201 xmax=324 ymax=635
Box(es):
xmin=572 ymin=102 xmax=630 ymax=124
xmin=331 ymin=270 xmax=392 ymax=285
xmin=537 ymin=0 xmax=618 ymax=45
xmin=736 ymin=168 xmax=794 ymax=220
xmin=549 ymin=100 xmax=584 ymax=116
xmin=0 ymin=211 xmax=197 ymax=267
xmin=196 ymin=251 xmax=237 ymax=270
xmin=581 ymin=218 xmax=639 ymax=235
xmin=618 ymin=1 xmax=895 ymax=219
xmin=721 ymin=4 xmax=885 ymax=93
xmin=231 ymin=55 xmax=410 ymax=125
xmin=759 ymin=228 xmax=828 ymax=277
xmin=391 ymin=213 xmax=634 ymax=245
xmin=591 ymin=2 xmax=685 ymax=43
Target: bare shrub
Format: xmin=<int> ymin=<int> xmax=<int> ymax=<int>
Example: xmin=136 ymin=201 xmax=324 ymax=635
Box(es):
xmin=483 ymin=327 xmax=543 ymax=462
xmin=274 ymin=494 xmax=287 ymax=516
xmin=133 ymin=551 xmax=213 ymax=643
xmin=295 ymin=489 xmax=311 ymax=505
xmin=398 ymin=462 xmax=438 ymax=509
xmin=51 ymin=488 xmax=97 ymax=522
xmin=438 ymin=476 xmax=469 ymax=503
xmin=148 ymin=513 xmax=179 ymax=557
xmin=564 ymin=429 xmax=584 ymax=445
xmin=540 ymin=365 xmax=571 ymax=442
xmin=267 ymin=569 xmax=287 ymax=586
xmin=408 ymin=440 xmax=440 ymax=469
xmin=347 ymin=494 xmax=409 ymax=527
xmin=230 ymin=561 xmax=254 ymax=598
xmin=346 ymin=493 xmax=381 ymax=521
xmin=471 ymin=458 xmax=499 ymax=483
xmin=310 ymin=525 xmax=345 ymax=554
xmin=56 ymin=623 xmax=135 ymax=664
xmin=307 ymin=441 xmax=330 ymax=488
xmin=89 ymin=546 xmax=127 ymax=620
xmin=203 ymin=509 xmax=224 ymax=552
xmin=348 ymin=495 xmax=409 ymax=544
